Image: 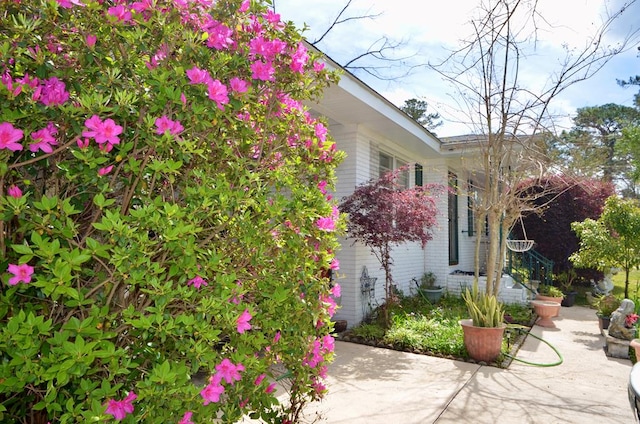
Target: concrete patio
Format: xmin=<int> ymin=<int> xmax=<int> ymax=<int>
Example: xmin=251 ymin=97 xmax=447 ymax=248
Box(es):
xmin=300 ymin=305 xmax=635 ymax=423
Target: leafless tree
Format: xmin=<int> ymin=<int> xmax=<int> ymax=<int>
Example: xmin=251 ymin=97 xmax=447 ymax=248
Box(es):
xmin=431 ymin=0 xmax=639 ymax=296
xmin=273 ymin=0 xmax=424 ymax=81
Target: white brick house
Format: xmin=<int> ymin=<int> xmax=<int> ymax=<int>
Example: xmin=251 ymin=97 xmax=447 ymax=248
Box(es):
xmin=309 ymin=55 xmax=528 ymax=327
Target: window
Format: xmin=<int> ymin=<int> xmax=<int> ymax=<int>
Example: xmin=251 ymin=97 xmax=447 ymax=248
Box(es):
xmin=378 ymin=151 xmax=409 ymax=188
xmin=415 ymin=164 xmax=423 ymax=187
xmin=448 ymin=172 xmax=459 ymax=265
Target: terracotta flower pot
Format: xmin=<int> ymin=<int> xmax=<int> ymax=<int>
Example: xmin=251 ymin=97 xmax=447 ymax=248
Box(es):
xmin=459 ymin=319 xmax=506 ymax=363
xmin=531 ymin=300 xmax=562 ymax=328
xmin=535 ymin=294 xmax=562 ymax=316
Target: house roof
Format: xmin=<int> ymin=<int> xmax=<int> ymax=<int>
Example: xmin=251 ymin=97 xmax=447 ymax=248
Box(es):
xmin=307 ymin=45 xmax=444 ymax=159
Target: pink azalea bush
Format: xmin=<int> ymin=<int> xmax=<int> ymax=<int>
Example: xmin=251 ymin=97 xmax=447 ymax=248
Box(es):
xmin=0 ymin=0 xmax=343 ymax=422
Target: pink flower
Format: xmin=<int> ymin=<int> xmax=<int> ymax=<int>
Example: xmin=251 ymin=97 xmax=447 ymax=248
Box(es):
xmin=315 ymin=123 xmax=327 ymax=142
xmin=180 ymin=93 xmax=187 ymax=105
xmin=99 ymin=119 xmax=123 ymax=145
xmin=250 ymin=60 xmax=274 ymax=81
xmin=86 ymin=34 xmax=97 ymax=48
xmin=186 ymin=67 xmax=211 ymax=85
xmin=178 ymin=411 xmax=194 ymax=424
xmin=205 ymin=21 xmax=234 ymax=50
xmin=83 ymin=115 xmax=123 ymax=146
xmin=239 ymin=0 xmax=250 ymax=12
xmin=39 ymin=77 xmax=69 ymax=106
xmin=105 ymin=392 xmax=137 ymax=421
xmin=229 ymin=77 xmax=249 ymax=94
xmin=187 ymin=276 xmax=207 ymax=289
xmin=254 ymin=374 xmax=266 ymax=386
xmin=331 ymin=283 xmax=341 ymax=297
xmin=317 ymin=180 xmax=327 ymax=194
xmin=77 ymin=138 xmax=90 ymax=149
xmin=273 ymin=331 xmax=281 ymax=344
xmin=290 ymin=42 xmax=309 ymax=73
xmin=316 ymin=206 xmax=339 ymax=232
xmin=155 ymin=116 xmax=184 ymax=136
xmin=215 ymin=358 xmax=245 ymax=384
xmin=626 ymin=313 xmax=639 ymax=328
xmin=200 ymin=379 xmax=224 ymax=405
xmin=82 ymin=115 xmax=103 ymax=139
xmin=265 ymin=382 xmax=277 ymax=394
xmin=55 ymin=0 xmax=85 ymax=8
xmin=7 ymin=263 xmax=34 ymax=285
xmin=207 ymin=80 xmax=229 ymax=110
xmin=7 ymin=185 xmax=22 ymax=198
xmin=313 ymin=61 xmax=325 ymax=72
xmin=236 ymin=309 xmax=252 ymax=334
xmin=98 ymin=165 xmax=114 ymax=176
xmin=0 ymin=122 xmax=24 ymax=151
xmin=329 ymin=258 xmax=340 ymax=271
xmin=29 ymin=123 xmax=58 ymax=153
xmin=108 ymin=5 xmax=132 ymax=22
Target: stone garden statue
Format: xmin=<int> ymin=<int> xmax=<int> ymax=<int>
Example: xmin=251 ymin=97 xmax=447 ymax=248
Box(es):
xmin=608 ymin=299 xmax=638 ymax=340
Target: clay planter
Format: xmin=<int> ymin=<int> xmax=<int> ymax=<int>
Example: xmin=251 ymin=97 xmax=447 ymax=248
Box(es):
xmin=459 ymin=319 xmax=506 ymax=363
xmin=535 ymin=294 xmax=563 ymax=316
xmin=531 ymin=300 xmax=562 ymax=328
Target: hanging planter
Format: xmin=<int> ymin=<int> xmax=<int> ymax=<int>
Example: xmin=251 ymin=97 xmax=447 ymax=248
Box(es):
xmin=507 ymin=216 xmax=534 ymax=252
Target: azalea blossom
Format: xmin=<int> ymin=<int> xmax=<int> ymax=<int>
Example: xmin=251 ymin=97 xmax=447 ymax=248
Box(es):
xmin=38 ymin=77 xmax=69 ymax=106
xmin=331 ymin=283 xmax=341 ymax=298
xmin=186 ymin=67 xmax=211 ymax=85
xmin=290 ymin=42 xmax=309 ymax=73
xmin=254 ymin=374 xmax=266 ymax=386
xmin=178 ymin=411 xmax=194 ymax=424
xmin=329 ymin=258 xmax=340 ymax=271
xmin=265 ymin=382 xmax=277 ymax=394
xmin=250 ymin=60 xmax=274 ymax=81
xmin=626 ymin=313 xmax=639 ymax=328
xmin=105 ymin=391 xmax=137 ymax=420
xmin=85 ymin=34 xmax=97 ymax=48
xmin=98 ymin=165 xmax=114 ymax=176
xmin=83 ymin=115 xmax=123 ymax=146
xmin=187 ymin=276 xmax=207 ymax=289
xmin=229 ymin=77 xmax=249 ymax=94
xmin=215 ymin=358 xmax=245 ymax=384
xmin=200 ymin=377 xmax=224 ymax=405
xmin=55 ymin=0 xmax=85 ymax=8
xmin=236 ymin=309 xmax=252 ymax=334
xmin=207 ymin=79 xmax=229 ymax=110
xmin=29 ymin=123 xmax=58 ymax=153
xmin=315 ymin=206 xmax=339 ymax=232
xmin=7 ymin=263 xmax=34 ymax=285
xmin=108 ymin=5 xmax=132 ymax=23
xmin=155 ymin=116 xmax=184 ymax=136
xmin=0 ymin=122 xmax=24 ymax=151
xmin=7 ymin=185 xmax=22 ymax=198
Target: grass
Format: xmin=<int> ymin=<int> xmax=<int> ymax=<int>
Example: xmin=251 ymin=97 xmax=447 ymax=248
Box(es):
xmin=340 ymin=293 xmax=533 ymax=367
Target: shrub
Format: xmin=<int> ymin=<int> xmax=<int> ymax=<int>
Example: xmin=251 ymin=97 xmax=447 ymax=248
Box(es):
xmin=0 ymin=0 xmax=343 ymax=422
xmin=515 ymin=175 xmax=614 ymax=280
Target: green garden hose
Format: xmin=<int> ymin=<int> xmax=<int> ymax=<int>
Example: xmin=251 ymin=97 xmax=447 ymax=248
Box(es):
xmin=504 ymin=324 xmax=564 ymax=367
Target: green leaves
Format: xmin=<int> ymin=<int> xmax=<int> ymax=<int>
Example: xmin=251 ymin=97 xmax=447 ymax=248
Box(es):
xmin=1 ymin=0 xmax=343 ymax=420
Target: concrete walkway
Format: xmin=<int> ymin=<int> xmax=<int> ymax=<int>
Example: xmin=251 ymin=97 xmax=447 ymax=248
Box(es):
xmin=301 ymin=306 xmax=635 ymax=423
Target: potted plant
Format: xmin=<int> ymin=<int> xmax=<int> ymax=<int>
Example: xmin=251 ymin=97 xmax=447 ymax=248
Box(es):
xmin=459 ymin=284 xmax=506 ymax=363
xmin=595 ymin=294 xmax=621 ymax=332
xmin=415 ymin=271 xmax=444 ymax=303
xmin=556 ymin=269 xmax=578 ymax=307
xmin=536 ymin=284 xmax=564 ymax=303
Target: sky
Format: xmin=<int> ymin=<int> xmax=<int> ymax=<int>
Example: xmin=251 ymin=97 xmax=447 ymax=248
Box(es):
xmin=273 ymin=0 xmax=640 ymax=136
